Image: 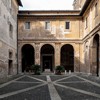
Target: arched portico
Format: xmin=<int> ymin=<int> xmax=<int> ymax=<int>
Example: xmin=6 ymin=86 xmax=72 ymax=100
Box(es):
xmin=61 ymin=44 xmax=74 ymax=72
xmin=41 ymin=44 xmax=54 ymax=71
xmin=91 ymin=34 xmax=99 ymax=76
xmin=21 ymin=44 xmax=35 ymax=72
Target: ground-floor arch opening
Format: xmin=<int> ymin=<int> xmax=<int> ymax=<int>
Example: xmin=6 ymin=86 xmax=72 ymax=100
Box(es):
xmin=61 ymin=44 xmax=74 ymax=72
xmin=41 ymin=44 xmax=54 ymax=72
xmin=22 ymin=44 xmax=35 ymax=72
xmin=91 ymin=34 xmax=99 ymax=76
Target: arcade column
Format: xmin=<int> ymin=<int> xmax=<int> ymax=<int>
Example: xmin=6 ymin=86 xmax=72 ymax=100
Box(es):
xmin=55 ymin=43 xmax=60 ymax=67
xmin=35 ymin=43 xmax=40 ymax=65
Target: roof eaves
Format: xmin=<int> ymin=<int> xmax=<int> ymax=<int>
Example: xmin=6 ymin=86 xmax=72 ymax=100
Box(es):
xmin=17 ymin=0 xmax=23 ymax=6
xmin=18 ymin=10 xmax=80 ymax=13
xmin=80 ymin=0 xmax=92 ymax=16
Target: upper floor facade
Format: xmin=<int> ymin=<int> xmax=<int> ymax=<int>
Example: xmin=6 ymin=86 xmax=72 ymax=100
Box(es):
xmin=18 ymin=10 xmax=82 ymax=40
xmin=0 ymin=0 xmax=22 ymax=78
xmin=18 ymin=0 xmax=100 ymax=41
xmin=17 ymin=0 xmax=100 ymax=76
xmin=0 ymin=0 xmax=22 ymax=47
xmin=82 ymin=0 xmax=100 ymax=38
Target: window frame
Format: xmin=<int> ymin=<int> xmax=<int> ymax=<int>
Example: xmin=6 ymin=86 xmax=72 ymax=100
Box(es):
xmin=45 ymin=21 xmax=51 ymax=30
xmin=25 ymin=22 xmax=30 ymax=30
xmin=95 ymin=3 xmax=98 ymax=17
xmin=85 ymin=17 xmax=88 ymax=29
xmin=9 ymin=23 xmax=13 ymax=38
xmin=65 ymin=21 xmax=70 ymax=30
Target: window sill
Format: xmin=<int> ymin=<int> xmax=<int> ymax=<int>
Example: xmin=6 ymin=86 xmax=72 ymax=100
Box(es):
xmin=45 ymin=28 xmax=50 ymax=30
xmin=63 ymin=31 xmax=71 ymax=34
xmin=24 ymin=29 xmax=31 ymax=31
xmin=64 ymin=29 xmax=71 ymax=32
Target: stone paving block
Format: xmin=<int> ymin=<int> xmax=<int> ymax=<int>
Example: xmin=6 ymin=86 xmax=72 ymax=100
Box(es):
xmin=0 ymin=85 xmax=51 ymax=100
xmin=57 ymin=76 xmax=84 ymax=83
xmin=0 ymin=74 xmax=100 ymax=100
xmin=0 ymin=82 xmax=40 ymax=95
xmin=55 ymin=85 xmax=100 ymax=100
xmin=59 ymin=82 xmax=100 ymax=95
xmin=30 ymin=75 xmax=47 ymax=81
xmin=16 ymin=76 xmax=41 ymax=82
xmin=0 ymin=75 xmax=23 ymax=85
xmin=50 ymin=75 xmax=68 ymax=81
xmin=77 ymin=74 xmax=100 ymax=84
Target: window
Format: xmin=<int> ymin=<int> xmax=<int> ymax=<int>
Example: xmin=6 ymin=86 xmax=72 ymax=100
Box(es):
xmin=9 ymin=24 xmax=13 ymax=32
xmin=25 ymin=22 xmax=30 ymax=29
xmin=45 ymin=21 xmax=50 ymax=30
xmin=95 ymin=3 xmax=98 ymax=17
xmin=65 ymin=22 xmax=70 ymax=29
xmin=85 ymin=17 xmax=88 ymax=28
xmin=9 ymin=23 xmax=13 ymax=38
xmin=9 ymin=0 xmax=12 ymax=13
xmin=9 ymin=51 xmax=13 ymax=59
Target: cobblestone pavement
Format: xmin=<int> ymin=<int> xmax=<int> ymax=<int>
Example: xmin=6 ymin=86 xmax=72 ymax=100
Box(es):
xmin=0 ymin=74 xmax=100 ymax=100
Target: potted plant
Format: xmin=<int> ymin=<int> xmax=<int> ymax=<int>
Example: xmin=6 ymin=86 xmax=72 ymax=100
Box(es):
xmin=31 ymin=64 xmax=41 ymax=75
xmin=55 ymin=65 xmax=65 ymax=75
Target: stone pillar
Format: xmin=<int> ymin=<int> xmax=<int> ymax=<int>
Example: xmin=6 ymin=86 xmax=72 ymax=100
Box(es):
xmin=86 ymin=45 xmax=91 ymax=74
xmin=88 ymin=46 xmax=92 ymax=74
xmin=35 ymin=43 xmax=40 ymax=65
xmin=55 ymin=43 xmax=60 ymax=67
xmin=74 ymin=44 xmax=80 ymax=72
xmin=91 ymin=46 xmax=97 ymax=75
xmin=18 ymin=44 xmax=22 ymax=74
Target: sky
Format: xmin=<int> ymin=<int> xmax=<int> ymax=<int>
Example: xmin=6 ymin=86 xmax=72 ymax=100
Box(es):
xmin=19 ymin=0 xmax=74 ymax=10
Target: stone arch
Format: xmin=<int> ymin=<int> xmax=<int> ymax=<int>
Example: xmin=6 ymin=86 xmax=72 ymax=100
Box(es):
xmin=40 ymin=43 xmax=55 ymax=51
xmin=61 ymin=44 xmax=74 ymax=72
xmin=60 ymin=43 xmax=75 ymax=51
xmin=40 ymin=44 xmax=55 ymax=71
xmin=91 ymin=34 xmax=99 ymax=76
xmin=21 ymin=44 xmax=35 ymax=72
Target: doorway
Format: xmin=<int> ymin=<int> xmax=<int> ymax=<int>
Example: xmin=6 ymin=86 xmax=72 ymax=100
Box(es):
xmin=91 ymin=34 xmax=99 ymax=76
xmin=42 ymin=55 xmax=53 ymax=71
xmin=41 ymin=44 xmax=54 ymax=72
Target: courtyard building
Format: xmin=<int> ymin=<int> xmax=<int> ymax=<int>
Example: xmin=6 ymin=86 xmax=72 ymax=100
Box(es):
xmin=0 ymin=0 xmax=22 ymax=79
xmin=18 ymin=0 xmax=100 ymax=76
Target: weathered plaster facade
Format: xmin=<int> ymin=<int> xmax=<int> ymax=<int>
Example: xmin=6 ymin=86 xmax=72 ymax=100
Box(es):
xmin=18 ymin=0 xmax=100 ymax=76
xmin=18 ymin=10 xmax=81 ymax=73
xmin=0 ymin=0 xmax=22 ymax=79
xmin=80 ymin=0 xmax=100 ymax=76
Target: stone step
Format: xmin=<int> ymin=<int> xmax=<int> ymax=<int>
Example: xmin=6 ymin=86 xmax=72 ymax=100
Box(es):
xmin=42 ymin=69 xmax=54 ymax=75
